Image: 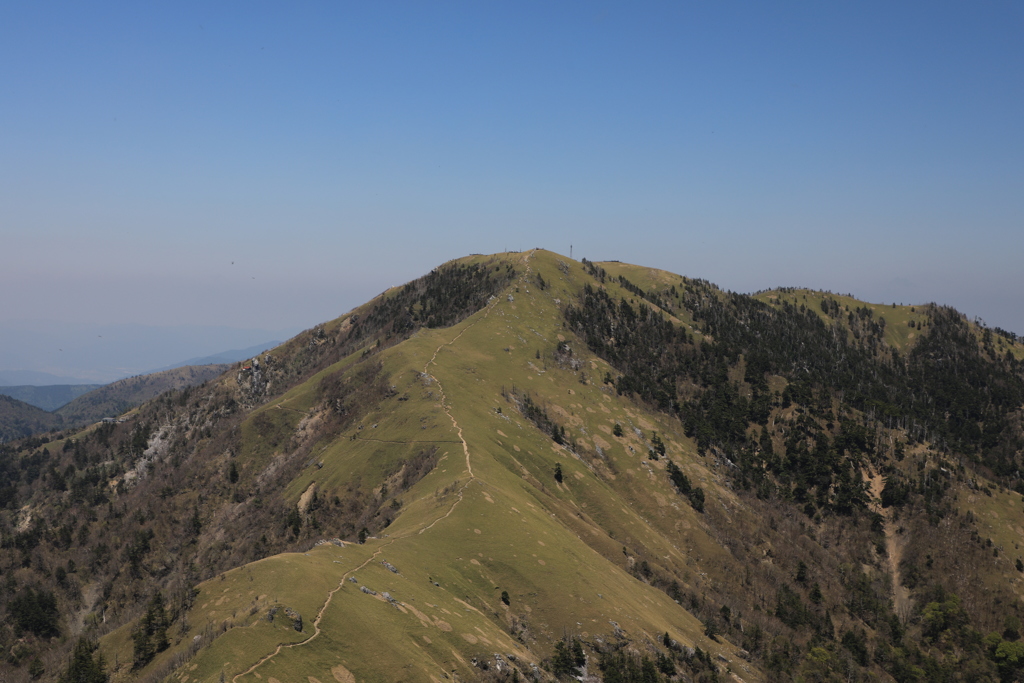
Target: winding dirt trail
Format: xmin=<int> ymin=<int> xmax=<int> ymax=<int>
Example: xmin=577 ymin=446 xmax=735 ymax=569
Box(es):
xmin=231 ymin=539 xmax=396 ymax=683
xmin=354 ymin=437 xmax=462 ymax=445
xmin=420 ymin=248 xmax=534 ymax=483
xmin=233 ymin=251 xmax=535 ymax=681
xmin=424 ymin=325 xmax=479 ymax=480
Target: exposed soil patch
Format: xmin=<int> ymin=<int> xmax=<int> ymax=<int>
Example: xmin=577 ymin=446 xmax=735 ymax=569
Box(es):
xmin=298 ymin=483 xmax=318 ymax=515
xmin=868 ymin=472 xmax=913 ymax=618
xmin=331 ymin=664 xmax=355 ymax=683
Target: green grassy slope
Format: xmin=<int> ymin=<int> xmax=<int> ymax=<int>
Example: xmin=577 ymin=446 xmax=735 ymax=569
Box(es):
xmin=116 ymin=251 xmax=758 ymax=682
xmin=753 ymin=288 xmax=932 ymax=353
xmin=99 ymin=250 xmax=1024 ymax=683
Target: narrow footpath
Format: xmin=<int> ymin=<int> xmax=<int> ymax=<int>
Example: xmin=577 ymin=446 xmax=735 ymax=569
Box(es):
xmin=234 ymin=251 xmax=535 ymax=680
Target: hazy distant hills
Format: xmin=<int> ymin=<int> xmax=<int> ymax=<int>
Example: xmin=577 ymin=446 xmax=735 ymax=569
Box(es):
xmin=0 ymin=369 xmax=96 ymax=385
xmin=53 ymin=363 xmax=232 ymax=425
xmin=0 ymin=364 xmax=233 ymax=442
xmin=0 ymin=320 xmax=294 ymax=383
xmin=0 ymin=393 xmax=60 ymax=441
xmin=0 ymin=384 xmax=102 ymax=412
xmin=145 ymin=340 xmax=281 ymax=373
xmin=0 ymin=341 xmax=278 ymax=429
xmin=0 ymin=339 xmax=280 ymax=413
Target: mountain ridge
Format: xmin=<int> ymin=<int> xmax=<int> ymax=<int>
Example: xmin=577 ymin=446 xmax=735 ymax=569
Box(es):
xmin=3 ymin=250 xmax=1024 ymax=683
xmin=142 ymin=341 xmax=282 ymax=375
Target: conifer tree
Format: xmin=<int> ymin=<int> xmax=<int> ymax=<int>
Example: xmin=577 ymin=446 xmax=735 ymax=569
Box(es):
xmin=59 ymin=638 xmax=107 ymax=683
xmin=132 ymin=592 xmax=169 ymax=669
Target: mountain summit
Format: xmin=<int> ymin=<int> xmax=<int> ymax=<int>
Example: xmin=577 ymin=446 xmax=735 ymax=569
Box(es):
xmin=3 ymin=250 xmax=1024 ymax=683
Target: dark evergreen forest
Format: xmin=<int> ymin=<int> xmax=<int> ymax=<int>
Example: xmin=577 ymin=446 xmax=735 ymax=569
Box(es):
xmin=567 ymin=266 xmax=1024 ymax=515
xmin=566 ymin=261 xmax=1024 ymax=681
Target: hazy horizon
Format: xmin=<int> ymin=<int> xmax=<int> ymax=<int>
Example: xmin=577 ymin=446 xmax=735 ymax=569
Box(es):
xmin=0 ymin=320 xmax=291 ymax=384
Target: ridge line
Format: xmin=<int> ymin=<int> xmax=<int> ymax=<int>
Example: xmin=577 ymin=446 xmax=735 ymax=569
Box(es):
xmin=231 ymin=251 xmax=534 ymax=681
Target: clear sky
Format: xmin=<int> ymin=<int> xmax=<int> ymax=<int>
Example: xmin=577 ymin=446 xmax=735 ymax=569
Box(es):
xmin=2 ymin=2 xmax=1023 ymax=378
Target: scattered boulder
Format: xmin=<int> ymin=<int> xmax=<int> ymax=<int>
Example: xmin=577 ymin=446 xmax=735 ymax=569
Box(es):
xmin=283 ymin=606 xmax=303 ymax=631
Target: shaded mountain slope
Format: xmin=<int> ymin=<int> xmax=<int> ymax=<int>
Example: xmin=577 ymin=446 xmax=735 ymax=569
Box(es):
xmin=0 ymin=394 xmax=61 ymax=442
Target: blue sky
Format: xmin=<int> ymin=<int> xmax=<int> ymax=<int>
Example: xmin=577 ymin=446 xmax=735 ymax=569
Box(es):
xmin=2 ymin=2 xmax=1023 ymax=378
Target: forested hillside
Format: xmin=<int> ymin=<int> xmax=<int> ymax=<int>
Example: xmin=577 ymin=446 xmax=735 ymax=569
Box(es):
xmin=570 ymin=259 xmax=1024 ymax=680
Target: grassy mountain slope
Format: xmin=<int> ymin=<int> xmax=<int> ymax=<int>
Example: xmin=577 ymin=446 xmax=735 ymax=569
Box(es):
xmin=98 ymin=252 xmax=744 ymax=681
xmin=4 ymin=251 xmax=1024 ymax=683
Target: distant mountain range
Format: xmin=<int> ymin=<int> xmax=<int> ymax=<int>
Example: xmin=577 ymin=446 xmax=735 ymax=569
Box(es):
xmin=0 ymin=319 xmax=296 ymax=383
xmin=0 ymin=341 xmax=279 ymax=412
xmin=0 ymin=364 xmax=233 ymax=442
xmin=0 ymin=340 xmax=281 ymax=440
xmin=144 ymin=340 xmax=282 ymax=374
xmin=0 ymin=384 xmax=102 ymax=412
xmin=0 ymin=369 xmax=96 ymax=386
xmin=53 ymin=363 xmax=234 ymax=426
